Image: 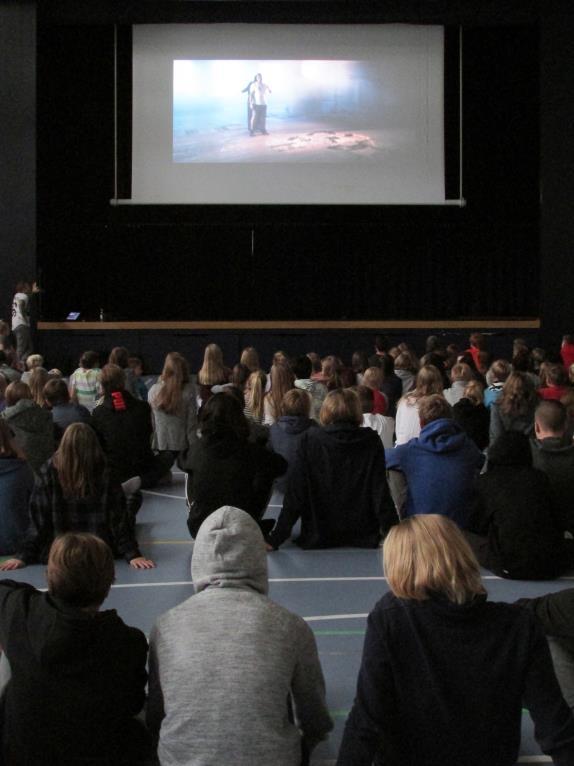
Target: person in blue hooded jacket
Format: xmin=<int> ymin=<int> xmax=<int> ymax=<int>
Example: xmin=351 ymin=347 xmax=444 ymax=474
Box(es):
xmin=385 ymin=394 xmax=484 ymax=528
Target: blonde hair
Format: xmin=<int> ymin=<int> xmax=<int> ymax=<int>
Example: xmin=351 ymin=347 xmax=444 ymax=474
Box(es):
xmin=265 ymin=364 xmax=295 ymax=420
xmin=198 ymin=343 xmax=227 ymax=386
xmin=363 ymin=367 xmax=383 ymax=390
xmin=383 ymin=515 xmax=486 ymax=605
xmin=53 ymin=423 xmax=106 ymax=499
xmin=26 ymin=354 xmax=44 ymax=371
xmin=463 ymin=380 xmax=484 ymax=406
xmin=245 ymin=370 xmax=267 ymax=422
xmin=282 ymin=388 xmax=311 ymax=418
xmin=450 ymin=363 xmax=473 ymax=383
xmin=29 ymin=367 xmax=51 ymax=407
xmin=402 ymin=365 xmax=444 ymax=404
xmin=155 ymin=352 xmax=190 ymax=414
xmin=240 ymin=346 xmax=260 ymax=372
xmin=320 ymin=388 xmax=362 ymax=427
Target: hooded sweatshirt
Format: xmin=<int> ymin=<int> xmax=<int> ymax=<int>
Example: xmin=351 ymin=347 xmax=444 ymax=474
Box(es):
xmin=147 ymin=507 xmax=332 ymax=766
xmin=385 ymin=418 xmax=484 ymax=527
xmin=0 ymin=579 xmax=147 ymax=764
xmin=0 ymin=457 xmax=34 ymax=554
xmin=531 ymin=436 xmax=574 ymax=533
xmin=269 ymin=415 xmax=318 ymax=492
xmin=1 ymin=399 xmax=54 ymax=473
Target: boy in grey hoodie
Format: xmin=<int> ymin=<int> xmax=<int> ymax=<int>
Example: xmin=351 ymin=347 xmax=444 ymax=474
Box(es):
xmin=147 ymin=506 xmax=332 ymax=765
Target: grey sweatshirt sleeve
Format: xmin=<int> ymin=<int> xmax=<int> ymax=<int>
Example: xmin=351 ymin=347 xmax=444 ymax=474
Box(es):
xmin=291 ymin=617 xmax=333 ymax=750
xmin=146 ymin=624 xmax=166 ymax=739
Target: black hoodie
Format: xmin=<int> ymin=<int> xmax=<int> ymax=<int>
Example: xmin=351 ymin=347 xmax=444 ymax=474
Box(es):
xmin=0 ymin=580 xmax=147 ymax=764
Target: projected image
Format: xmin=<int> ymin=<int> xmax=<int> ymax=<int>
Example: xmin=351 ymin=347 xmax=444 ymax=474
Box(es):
xmin=173 ymin=59 xmax=389 ymax=163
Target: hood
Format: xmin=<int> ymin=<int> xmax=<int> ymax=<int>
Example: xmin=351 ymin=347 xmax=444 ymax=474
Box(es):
xmin=418 ymin=418 xmax=468 ymax=453
xmin=0 ymin=456 xmax=29 ymax=477
xmin=2 ymin=399 xmax=46 ymax=429
xmin=276 ymin=415 xmax=314 ymax=435
xmin=322 ymin=421 xmax=374 ymax=447
xmin=191 ymin=506 xmax=268 ymax=596
xmin=533 ymin=435 xmax=574 ymax=455
xmin=489 ymin=431 xmax=531 ymax=467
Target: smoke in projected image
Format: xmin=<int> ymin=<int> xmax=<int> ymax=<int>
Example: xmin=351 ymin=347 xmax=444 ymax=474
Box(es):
xmin=173 ymin=59 xmax=389 ymax=163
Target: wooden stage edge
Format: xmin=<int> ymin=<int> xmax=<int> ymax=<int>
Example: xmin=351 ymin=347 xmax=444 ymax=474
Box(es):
xmin=38 ymin=320 xmax=541 ymax=332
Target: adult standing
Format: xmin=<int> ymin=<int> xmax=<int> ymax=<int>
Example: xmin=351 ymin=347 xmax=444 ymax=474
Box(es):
xmin=249 ymin=73 xmax=272 ymax=135
xmin=11 ymin=280 xmax=39 ymax=364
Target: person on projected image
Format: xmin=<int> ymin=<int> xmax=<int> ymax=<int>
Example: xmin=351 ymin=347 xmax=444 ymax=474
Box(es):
xmin=249 ymin=73 xmax=271 ymax=136
xmin=241 ymin=75 xmax=257 ymax=131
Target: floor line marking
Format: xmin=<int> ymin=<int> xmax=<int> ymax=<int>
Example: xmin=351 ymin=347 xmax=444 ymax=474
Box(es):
xmin=141 ymin=491 xmax=185 ymax=500
xmin=304 ymin=613 xmax=368 ymax=622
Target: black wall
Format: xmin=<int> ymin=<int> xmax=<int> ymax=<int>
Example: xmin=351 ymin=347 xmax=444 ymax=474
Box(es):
xmin=0 ymin=1 xmax=37 ymax=322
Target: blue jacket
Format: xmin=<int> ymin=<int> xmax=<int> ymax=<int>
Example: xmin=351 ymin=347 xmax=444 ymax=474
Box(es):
xmin=385 ymin=418 xmax=483 ymax=527
xmin=0 ymin=458 xmax=34 ymax=554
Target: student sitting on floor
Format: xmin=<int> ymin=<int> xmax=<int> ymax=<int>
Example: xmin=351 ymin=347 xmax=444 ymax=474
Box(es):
xmin=357 ymin=385 xmax=394 ymax=449
xmin=0 ymin=532 xmax=151 ymax=765
xmin=268 ymin=388 xmax=318 ymax=494
xmin=43 ymin=377 xmax=91 ymax=444
xmin=0 ymin=419 xmax=34 ymax=555
xmin=68 ymin=350 xmax=101 ymax=413
xmin=1 ymin=380 xmax=54 ymax=475
xmin=267 ymin=388 xmax=396 ymax=550
xmin=0 ymin=422 xmax=154 ymax=571
xmin=148 ymin=506 xmax=333 ymax=766
xmin=337 ymin=515 xmax=574 ymax=766
xmin=465 ymin=431 xmax=567 ymax=580
xmin=385 ymin=394 xmax=483 ymax=527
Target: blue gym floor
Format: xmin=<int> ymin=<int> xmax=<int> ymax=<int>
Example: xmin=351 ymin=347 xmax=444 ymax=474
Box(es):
xmin=7 ymin=470 xmax=572 ymax=764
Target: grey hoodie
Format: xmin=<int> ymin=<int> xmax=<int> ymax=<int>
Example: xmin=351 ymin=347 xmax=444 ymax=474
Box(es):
xmin=148 ymin=506 xmax=332 ymax=766
xmin=1 ymin=399 xmax=54 ymax=473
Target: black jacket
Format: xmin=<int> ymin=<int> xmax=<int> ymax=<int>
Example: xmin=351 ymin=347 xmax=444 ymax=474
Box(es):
xmin=531 ymin=436 xmax=574 ymax=533
xmin=0 ymin=579 xmax=147 ymax=765
xmin=185 ymin=431 xmax=287 ymax=537
xmin=469 ymin=465 xmax=565 ymax=579
xmin=268 ymin=415 xmax=318 ymax=493
xmin=268 ymin=422 xmax=396 ymax=549
xmin=337 ymin=592 xmax=574 ymax=766
xmin=91 ymin=391 xmax=155 ymax=483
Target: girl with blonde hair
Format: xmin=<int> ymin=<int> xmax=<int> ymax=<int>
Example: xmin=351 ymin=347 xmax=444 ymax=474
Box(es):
xmin=244 ymin=370 xmax=267 ymax=425
xmin=28 ymin=367 xmax=51 ymax=407
xmin=263 ymin=364 xmax=295 ymax=425
xmin=197 ymin=343 xmax=230 ymax=406
xmin=148 ymin=352 xmax=198 ymax=459
xmin=489 ymin=371 xmax=538 ymax=445
xmin=0 ymin=423 xmax=154 ymax=571
xmin=338 ymin=514 xmax=574 ymax=766
xmin=394 ymin=365 xmax=445 ymax=445
xmin=239 ymin=346 xmax=260 ymax=373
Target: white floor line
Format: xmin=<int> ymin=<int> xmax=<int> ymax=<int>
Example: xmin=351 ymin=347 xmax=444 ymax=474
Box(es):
xmin=517 ymin=757 xmax=552 ymax=763
xmin=141 ymin=490 xmax=185 ymax=500
xmin=304 ymin=613 xmax=368 ymax=622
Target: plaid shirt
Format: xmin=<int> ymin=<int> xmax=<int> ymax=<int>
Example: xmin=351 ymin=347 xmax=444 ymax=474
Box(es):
xmin=18 ymin=460 xmax=141 ymax=564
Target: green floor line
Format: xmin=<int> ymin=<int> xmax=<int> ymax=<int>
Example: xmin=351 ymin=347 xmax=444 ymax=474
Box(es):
xmin=329 ymin=709 xmax=350 ymax=718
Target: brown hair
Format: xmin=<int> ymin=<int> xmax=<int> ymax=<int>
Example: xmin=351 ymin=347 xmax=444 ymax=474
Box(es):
xmin=265 ymin=364 xmax=295 ymax=420
xmin=155 ymin=352 xmax=190 ymax=415
xmin=282 ymin=388 xmax=311 ymax=418
xmin=79 ymin=350 xmax=99 ymax=370
xmin=320 ymin=388 xmax=362 ymax=427
xmin=53 ymin=423 xmax=106 ymax=499
xmin=546 ymin=363 xmax=568 ymax=387
xmin=469 ymin=332 xmax=487 ymax=351
xmin=363 ymin=367 xmax=383 ymax=390
xmin=383 ymin=515 xmax=486 ymax=605
xmin=197 ymin=343 xmax=227 ymax=386
xmin=450 ymin=363 xmax=473 ymax=384
xmin=46 ymin=533 xmax=115 ymax=608
xmin=245 ymin=370 xmax=267 ymax=422
xmin=307 ymin=352 xmax=321 ymax=374
xmin=240 ymin=346 xmax=260 ymax=373
xmin=535 ymin=400 xmax=567 ymax=435
xmin=108 ymin=346 xmax=129 ymax=369
xmin=29 ymin=368 xmax=51 ymax=407
xmin=488 ymin=359 xmax=511 ymax=385
xmin=418 ymin=394 xmax=452 ymax=426
xmin=5 ymin=381 xmax=32 ymax=408
xmin=499 ymin=371 xmax=537 ymax=417
xmin=402 ymin=365 xmax=444 ymax=404
xmin=43 ymin=378 xmax=70 ymax=407
xmin=462 ymin=380 xmax=484 ymax=406
xmin=356 ymin=385 xmax=375 ymax=414
xmin=100 ymin=364 xmax=125 ymax=395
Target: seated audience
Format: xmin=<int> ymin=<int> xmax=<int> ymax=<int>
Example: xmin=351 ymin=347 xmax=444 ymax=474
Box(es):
xmin=268 ymin=388 xmax=318 ymax=493
xmin=0 ymin=373 xmax=7 ymax=413
xmin=531 ymin=400 xmax=574 ymax=533
xmin=465 ymin=331 xmax=488 ymax=369
xmin=184 ymin=394 xmax=286 ymax=538
xmin=68 ymin=350 xmax=101 ymax=413
xmin=127 ymin=354 xmax=149 ymax=401
xmin=484 ymin=358 xmax=512 ymax=408
xmin=292 ymin=354 xmax=328 ymax=421
xmin=1 ymin=381 xmax=54 ymax=474
xmin=386 ymin=394 xmax=483 ymax=527
xmin=337 ymin=515 xmax=574 ymax=766
xmin=394 ymin=365 xmax=444 ymax=445
xmin=44 ymin=377 xmax=90 ymax=439
xmin=420 ymin=351 xmax=450 ymax=389
xmin=108 ymin=346 xmax=138 ymax=398
xmin=378 ymin=353 xmax=403 ymax=419
xmin=91 ymin=364 xmax=172 ymax=513
xmin=264 ymin=363 xmax=295 ymax=425
xmin=148 ymin=507 xmax=332 ymax=765
xmin=28 ymin=366 xmax=51 ymax=407
xmin=512 ymin=347 xmax=541 ymax=389
xmin=466 ymin=431 xmax=566 ymax=580
xmin=452 ymin=380 xmax=490 ymax=451
xmin=362 ymin=367 xmax=388 ymax=415
xmin=518 ymin=588 xmax=574 ymax=711
xmin=240 ymin=345 xmax=261 ymax=372
xmin=0 ymin=420 xmax=33 ymax=554
xmin=351 ymin=350 xmax=370 ymax=385
xmin=20 ymin=353 xmax=45 ymax=385
xmin=229 ymin=362 xmax=250 ymax=392
xmin=358 ymin=385 xmax=394 ymax=449
xmin=489 ymin=370 xmax=538 ymax=445
xmin=0 ymin=423 xmax=154 ymax=570
xmin=367 ymin=334 xmax=390 ymax=368
xmin=561 ymin=334 xmax=574 ymax=371
xmin=196 ymin=342 xmax=231 ymax=407
xmin=307 ymin=351 xmax=323 ymax=380
xmin=393 ymin=351 xmax=417 ymax=395
xmin=267 ymin=389 xmax=396 ymax=550
xmin=0 ymin=350 xmax=21 ymax=383
xmin=0 ymin=533 xmax=150 ymax=763
xmin=244 ymin=369 xmax=267 ymax=425
xmin=443 ymin=362 xmax=474 ymax=406
xmin=148 ymin=352 xmax=198 ymax=462
xmin=538 ymin=363 xmax=570 ymax=401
